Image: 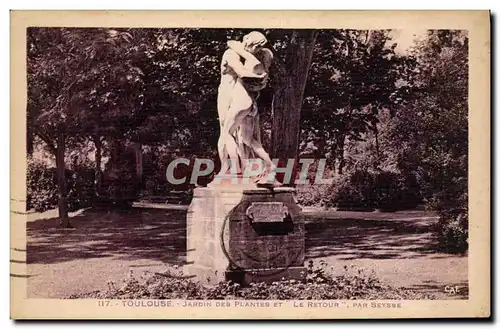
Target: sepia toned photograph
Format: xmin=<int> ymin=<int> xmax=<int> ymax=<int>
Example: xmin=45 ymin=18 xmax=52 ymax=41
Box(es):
xmin=10 ymin=10 xmax=490 ymax=319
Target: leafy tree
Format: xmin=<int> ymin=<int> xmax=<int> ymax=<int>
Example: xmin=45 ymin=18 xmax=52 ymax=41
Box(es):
xmin=28 ymin=27 xmax=468 ymax=246
xmin=385 ymin=30 xmax=468 ymax=251
xmin=27 ymin=27 xmax=148 ymax=225
xmin=65 ymin=28 xmax=150 ymax=195
xmin=28 ymin=27 xmax=76 ymax=226
xmin=300 ymin=29 xmax=416 ymax=174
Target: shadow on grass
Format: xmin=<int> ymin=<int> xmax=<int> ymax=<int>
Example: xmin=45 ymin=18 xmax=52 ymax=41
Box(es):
xmin=304 ymin=216 xmax=453 ymax=260
xmin=27 ymin=208 xmax=187 ymax=265
xmin=27 ymin=207 xmax=463 ymax=266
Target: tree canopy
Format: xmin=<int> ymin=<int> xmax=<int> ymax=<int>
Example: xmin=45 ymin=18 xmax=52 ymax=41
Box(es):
xmin=27 ymin=27 xmax=468 ymax=249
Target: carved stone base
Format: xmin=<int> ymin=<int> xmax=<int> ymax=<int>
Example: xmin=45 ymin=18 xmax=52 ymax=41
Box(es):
xmin=184 ymin=182 xmax=305 ymax=286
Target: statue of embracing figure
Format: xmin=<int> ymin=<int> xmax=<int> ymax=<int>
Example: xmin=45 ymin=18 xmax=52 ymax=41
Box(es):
xmin=216 ymin=31 xmax=280 ymax=187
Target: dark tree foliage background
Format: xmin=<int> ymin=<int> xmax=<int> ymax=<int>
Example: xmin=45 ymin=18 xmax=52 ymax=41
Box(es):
xmin=27 ymin=28 xmax=468 ymax=251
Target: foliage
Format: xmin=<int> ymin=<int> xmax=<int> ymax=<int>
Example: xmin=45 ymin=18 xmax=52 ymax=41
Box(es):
xmin=27 ymin=157 xmax=95 ymax=212
xmin=384 ymin=30 xmax=469 ymax=251
xmin=139 ymin=149 xmax=207 ymax=197
xmin=300 ymin=30 xmax=417 ymax=174
xmin=296 ymin=169 xmax=421 ymax=211
xmin=68 ymin=261 xmax=436 ymax=300
xmin=27 ymin=27 xmax=153 ymax=222
xmin=331 ymin=169 xmax=376 ymax=210
xmin=297 ymin=29 xmax=467 ymax=241
xmin=27 ymin=28 xmax=150 ymax=139
xmin=295 ymin=183 xmax=333 ymax=208
xmin=434 ymin=211 xmax=468 ymax=253
xmin=27 ymin=27 xmax=469 ymax=251
xmin=66 ymin=163 xmax=96 ymax=211
xmin=27 ymin=158 xmax=58 ymax=212
xmin=372 ymin=171 xmax=422 ymax=211
xmin=100 ymin=141 xmax=141 ymax=207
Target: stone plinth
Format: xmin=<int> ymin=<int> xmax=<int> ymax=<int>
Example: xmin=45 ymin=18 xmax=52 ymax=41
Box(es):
xmin=184 ymin=180 xmax=305 ymax=285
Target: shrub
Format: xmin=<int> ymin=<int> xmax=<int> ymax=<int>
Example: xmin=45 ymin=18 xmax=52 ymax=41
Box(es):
xmin=27 ymin=158 xmax=96 ymax=212
xmin=331 ymin=170 xmax=376 ymax=210
xmin=68 ymin=261 xmax=436 ymax=300
xmin=425 ymin=181 xmax=468 ymax=253
xmin=27 ymin=159 xmax=58 ymax=212
xmin=372 ymin=171 xmax=421 ymax=211
xmin=140 ymin=152 xmax=199 ymax=199
xmin=295 ymin=183 xmax=331 ymax=208
xmin=435 ymin=212 xmax=468 ymax=253
xmin=431 ymin=191 xmax=468 ymax=253
xmin=101 ymin=145 xmax=141 ymax=207
xmin=311 ymin=169 xmax=422 ymax=212
xmin=140 ymin=151 xmax=171 ymax=197
xmin=67 ymin=164 xmax=96 ymax=211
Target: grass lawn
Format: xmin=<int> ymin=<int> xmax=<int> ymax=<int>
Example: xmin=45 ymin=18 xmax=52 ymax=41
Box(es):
xmin=24 ymin=206 xmax=467 ymax=299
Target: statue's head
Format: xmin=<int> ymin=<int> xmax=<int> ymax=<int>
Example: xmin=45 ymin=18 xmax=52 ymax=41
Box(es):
xmin=242 ymin=31 xmax=267 ymax=54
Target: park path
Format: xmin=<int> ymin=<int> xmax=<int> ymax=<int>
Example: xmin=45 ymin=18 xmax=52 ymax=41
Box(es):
xmin=24 ymin=206 xmax=467 ymax=299
xmin=302 ymin=208 xmax=467 ymax=299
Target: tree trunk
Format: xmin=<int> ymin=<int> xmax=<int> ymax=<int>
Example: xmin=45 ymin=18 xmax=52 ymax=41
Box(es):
xmin=374 ymin=125 xmax=381 ymax=171
xmin=271 ymin=30 xmax=318 ymax=185
xmin=27 ymin=129 xmax=34 ymax=156
xmin=132 ymin=142 xmax=143 ymax=180
xmin=337 ymin=134 xmax=346 ymax=175
xmin=94 ymin=134 xmax=102 ymax=197
xmin=55 ymin=131 xmax=69 ymax=227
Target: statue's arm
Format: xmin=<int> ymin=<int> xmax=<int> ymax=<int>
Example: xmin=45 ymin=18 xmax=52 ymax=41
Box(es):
xmin=223 ymin=49 xmax=261 ymax=79
xmin=227 ymin=40 xmax=261 ymax=63
xmin=260 ymin=48 xmax=274 ymax=72
xmin=256 ymin=48 xmax=274 ymax=86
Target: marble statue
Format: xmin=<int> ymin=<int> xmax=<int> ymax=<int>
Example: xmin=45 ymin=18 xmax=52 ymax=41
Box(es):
xmin=216 ymin=31 xmax=279 ymax=186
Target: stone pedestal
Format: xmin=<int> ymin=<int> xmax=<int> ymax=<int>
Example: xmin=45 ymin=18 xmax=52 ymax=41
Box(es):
xmin=185 ymin=179 xmax=305 ymax=285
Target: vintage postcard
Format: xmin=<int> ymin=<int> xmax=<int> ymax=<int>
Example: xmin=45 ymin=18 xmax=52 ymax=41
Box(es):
xmin=10 ymin=10 xmax=490 ymax=319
